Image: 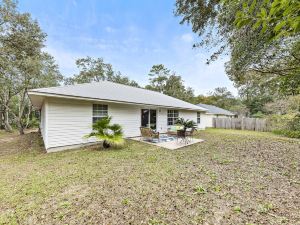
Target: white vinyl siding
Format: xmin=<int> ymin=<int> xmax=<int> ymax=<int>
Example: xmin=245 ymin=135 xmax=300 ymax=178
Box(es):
xmin=157 ymin=108 xmax=168 ymax=133
xmin=40 ymin=101 xmax=48 ymax=148
xmin=179 ymin=110 xmax=197 ymax=123
xmin=47 ymin=98 xmax=93 ymax=149
xmin=108 ymin=103 xmax=141 ymax=137
xmin=179 ymin=110 xmax=206 ymax=130
xmin=45 ymin=98 xmax=142 ymax=151
xmin=201 ymin=114 xmax=215 ymax=128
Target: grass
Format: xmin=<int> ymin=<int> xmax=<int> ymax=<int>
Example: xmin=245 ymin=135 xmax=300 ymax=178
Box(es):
xmin=0 ymin=128 xmax=299 ymax=224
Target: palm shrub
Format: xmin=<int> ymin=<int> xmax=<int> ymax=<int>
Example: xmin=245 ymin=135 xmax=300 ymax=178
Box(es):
xmin=86 ymin=116 xmax=124 ymax=148
xmin=175 ymin=117 xmax=197 ymax=131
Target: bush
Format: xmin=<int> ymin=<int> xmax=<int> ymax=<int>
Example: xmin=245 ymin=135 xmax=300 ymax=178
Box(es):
xmin=252 ymin=111 xmax=264 ymax=118
xmin=287 ymin=113 xmax=300 ymax=131
xmin=267 ymin=113 xmax=297 ymax=131
xmin=273 ymin=130 xmax=300 ymax=139
xmin=26 ymin=116 xmax=40 ymax=128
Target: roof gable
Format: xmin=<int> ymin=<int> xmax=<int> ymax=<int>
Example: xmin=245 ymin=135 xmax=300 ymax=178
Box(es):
xmin=197 ymin=103 xmax=235 ymax=116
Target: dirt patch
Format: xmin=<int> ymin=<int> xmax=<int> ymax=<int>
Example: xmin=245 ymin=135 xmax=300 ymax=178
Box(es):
xmin=0 ymin=130 xmax=45 ymax=156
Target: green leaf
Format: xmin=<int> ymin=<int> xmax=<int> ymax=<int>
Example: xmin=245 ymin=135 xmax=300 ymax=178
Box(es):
xmin=274 ymin=21 xmax=286 ymax=33
xmin=260 ymin=8 xmax=267 ymax=18
xmin=261 ymin=21 xmax=267 ymax=33
xmin=237 ymin=18 xmax=251 ymax=28
xmin=249 ymin=0 xmax=256 ymax=14
xmin=292 ymin=20 xmax=300 ymax=33
xmin=252 ymin=20 xmax=261 ymax=29
xmin=242 ymin=2 xmax=248 ymax=10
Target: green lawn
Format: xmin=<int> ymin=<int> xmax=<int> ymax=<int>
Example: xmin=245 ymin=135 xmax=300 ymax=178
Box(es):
xmin=0 ymin=129 xmax=299 ymax=224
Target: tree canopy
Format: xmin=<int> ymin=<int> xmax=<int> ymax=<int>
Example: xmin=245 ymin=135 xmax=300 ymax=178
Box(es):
xmin=175 ymin=0 xmax=300 ymax=98
xmin=145 ymin=64 xmax=195 ymax=102
xmin=0 ymin=0 xmax=62 ymax=133
xmin=64 ymin=57 xmax=139 ymax=87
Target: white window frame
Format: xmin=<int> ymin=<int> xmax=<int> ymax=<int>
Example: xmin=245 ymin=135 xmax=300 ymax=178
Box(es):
xmin=167 ymin=110 xmax=179 ymax=126
xmin=93 ymin=104 xmax=108 ymax=123
xmin=197 ymin=112 xmax=201 ymax=124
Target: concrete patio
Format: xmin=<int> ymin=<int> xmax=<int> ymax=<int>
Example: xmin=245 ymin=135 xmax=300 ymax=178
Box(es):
xmin=130 ymin=137 xmax=204 ymax=150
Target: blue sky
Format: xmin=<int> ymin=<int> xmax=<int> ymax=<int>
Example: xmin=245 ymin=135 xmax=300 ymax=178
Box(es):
xmin=18 ymin=0 xmax=237 ymax=95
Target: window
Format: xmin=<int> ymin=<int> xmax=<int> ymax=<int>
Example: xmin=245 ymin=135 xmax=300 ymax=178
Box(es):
xmin=93 ymin=104 xmax=108 ymax=123
xmin=197 ymin=112 xmax=201 ymax=124
xmin=167 ymin=110 xmax=179 ymax=125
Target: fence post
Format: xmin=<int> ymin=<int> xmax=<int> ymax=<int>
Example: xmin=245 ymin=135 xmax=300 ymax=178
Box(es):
xmin=241 ymin=117 xmax=243 ymax=130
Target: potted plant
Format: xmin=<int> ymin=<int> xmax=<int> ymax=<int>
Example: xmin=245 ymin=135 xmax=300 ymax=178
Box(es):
xmin=85 ymin=116 xmax=124 ymax=148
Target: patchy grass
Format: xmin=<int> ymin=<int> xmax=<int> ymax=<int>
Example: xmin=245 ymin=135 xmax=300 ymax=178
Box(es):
xmin=0 ymin=128 xmax=299 ymax=224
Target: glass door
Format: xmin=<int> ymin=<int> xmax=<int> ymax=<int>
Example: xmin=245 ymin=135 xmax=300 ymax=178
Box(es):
xmin=141 ymin=109 xmax=157 ymax=130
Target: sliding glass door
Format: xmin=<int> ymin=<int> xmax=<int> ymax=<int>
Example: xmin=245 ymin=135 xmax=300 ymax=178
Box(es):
xmin=141 ymin=109 xmax=157 ymax=130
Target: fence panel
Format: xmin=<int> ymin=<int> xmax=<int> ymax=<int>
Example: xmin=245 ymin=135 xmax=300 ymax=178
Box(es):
xmin=213 ymin=118 xmax=269 ymax=131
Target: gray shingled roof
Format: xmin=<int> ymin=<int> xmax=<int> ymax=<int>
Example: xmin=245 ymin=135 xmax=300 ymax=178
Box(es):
xmin=197 ymin=103 xmax=235 ymax=116
xmin=28 ymin=81 xmax=207 ymax=111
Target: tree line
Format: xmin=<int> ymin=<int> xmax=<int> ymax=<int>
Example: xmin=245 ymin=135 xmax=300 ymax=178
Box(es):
xmin=1 ymin=0 xmax=299 ymax=136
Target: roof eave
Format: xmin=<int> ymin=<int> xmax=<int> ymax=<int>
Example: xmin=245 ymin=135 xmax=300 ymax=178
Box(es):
xmin=27 ymin=91 xmax=207 ymax=111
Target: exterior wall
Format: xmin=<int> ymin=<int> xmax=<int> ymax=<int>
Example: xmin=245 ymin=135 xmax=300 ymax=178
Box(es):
xmin=180 ymin=110 xmax=206 ymax=130
xmin=201 ymin=114 xmax=215 ymax=128
xmin=44 ymin=97 xmax=207 ymax=152
xmin=109 ymin=103 xmax=141 ymax=137
xmin=201 ymin=114 xmax=233 ymax=128
xmin=40 ymin=101 xmax=48 ymax=148
xmin=46 ymin=98 xmax=93 ymax=151
xmin=45 ymin=97 xmax=151 ymax=152
xmin=157 ymin=108 xmax=168 ymax=133
xmin=157 ymin=109 xmax=206 ymax=131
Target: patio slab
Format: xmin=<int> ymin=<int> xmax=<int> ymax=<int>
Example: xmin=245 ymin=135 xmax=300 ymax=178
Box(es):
xmin=130 ymin=137 xmax=204 ymax=150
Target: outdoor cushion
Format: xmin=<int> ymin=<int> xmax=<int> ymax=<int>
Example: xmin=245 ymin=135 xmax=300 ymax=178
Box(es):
xmin=169 ymin=125 xmax=183 ymax=131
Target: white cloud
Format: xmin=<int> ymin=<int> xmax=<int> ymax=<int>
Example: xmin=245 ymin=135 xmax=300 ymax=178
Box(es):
xmin=168 ymin=36 xmax=237 ymax=96
xmin=181 ymin=33 xmax=194 ymax=43
xmin=105 ymin=26 xmax=116 ymax=33
xmin=44 ymin=45 xmax=82 ymax=77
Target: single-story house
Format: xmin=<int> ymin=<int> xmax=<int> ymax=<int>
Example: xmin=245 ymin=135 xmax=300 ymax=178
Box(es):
xmin=197 ymin=103 xmax=236 ymax=128
xmin=28 ymin=81 xmax=207 ymax=152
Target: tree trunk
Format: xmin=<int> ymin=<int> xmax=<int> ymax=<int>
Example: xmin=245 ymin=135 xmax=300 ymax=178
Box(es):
xmin=17 ymin=90 xmax=27 ymax=135
xmin=103 ymin=140 xmax=111 ymax=148
xmin=3 ymin=108 xmax=13 ymax=132
xmin=18 ymin=124 xmax=25 ymax=135
xmin=0 ymin=110 xmax=4 ymax=129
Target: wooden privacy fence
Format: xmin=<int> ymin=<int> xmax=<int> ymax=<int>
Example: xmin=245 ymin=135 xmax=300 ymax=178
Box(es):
xmin=213 ymin=117 xmax=269 ymax=132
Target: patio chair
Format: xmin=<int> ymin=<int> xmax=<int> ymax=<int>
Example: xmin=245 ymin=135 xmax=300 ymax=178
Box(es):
xmin=140 ymin=127 xmax=159 ymax=141
xmin=176 ymin=129 xmax=186 ymax=143
xmin=185 ymin=127 xmax=196 ymax=142
xmin=176 ymin=127 xmax=196 ymax=144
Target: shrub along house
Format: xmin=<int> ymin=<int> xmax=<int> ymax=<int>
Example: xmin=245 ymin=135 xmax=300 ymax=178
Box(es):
xmin=28 ymin=81 xmax=207 ymax=152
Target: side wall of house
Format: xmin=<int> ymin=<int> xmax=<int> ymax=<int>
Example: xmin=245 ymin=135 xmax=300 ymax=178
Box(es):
xmin=46 ymin=98 xmax=93 ymax=151
xmin=157 ymin=109 xmax=206 ymax=131
xmin=40 ymin=100 xmax=48 ymax=148
xmin=45 ymin=97 xmax=143 ymax=152
xmin=201 ymin=114 xmax=215 ymax=128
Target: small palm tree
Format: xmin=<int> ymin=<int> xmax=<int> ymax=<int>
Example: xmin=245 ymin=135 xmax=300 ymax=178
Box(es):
xmin=86 ymin=116 xmax=124 ymax=148
xmin=176 ymin=117 xmax=197 ymax=131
